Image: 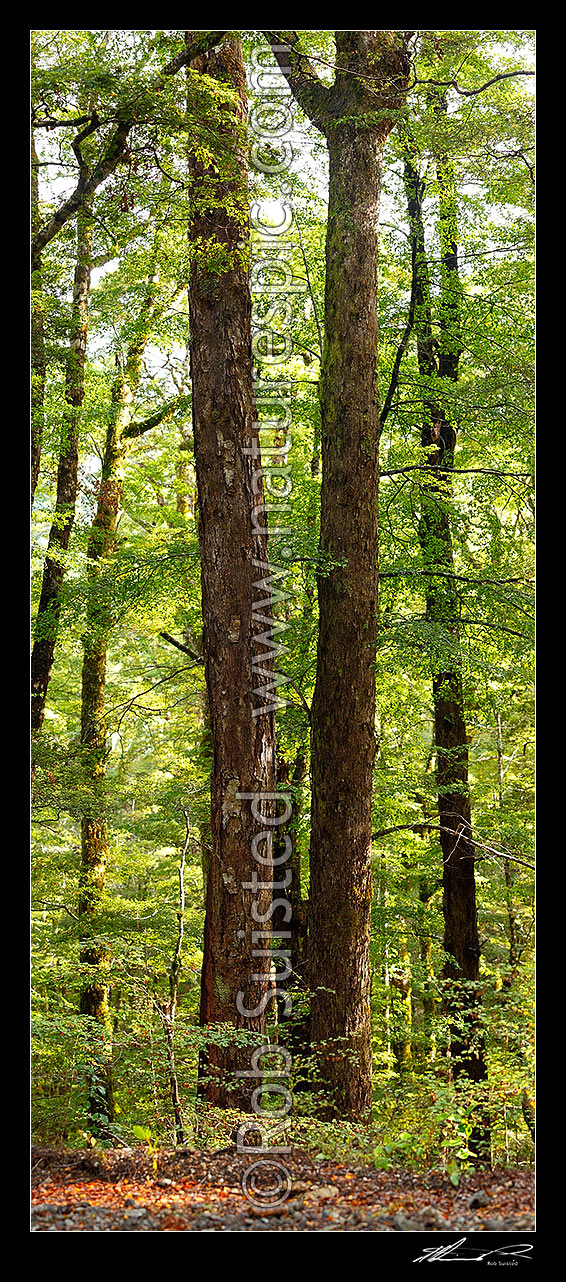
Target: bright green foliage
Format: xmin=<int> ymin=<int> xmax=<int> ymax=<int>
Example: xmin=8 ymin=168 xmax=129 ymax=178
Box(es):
xmin=31 ymin=29 xmax=534 ymax=1165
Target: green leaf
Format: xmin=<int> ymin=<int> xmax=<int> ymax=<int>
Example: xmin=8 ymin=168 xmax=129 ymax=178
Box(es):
xmin=132 ymin=1124 xmax=151 ymax=1141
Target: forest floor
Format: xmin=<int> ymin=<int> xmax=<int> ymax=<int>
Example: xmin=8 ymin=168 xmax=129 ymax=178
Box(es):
xmin=31 ymin=1144 xmax=535 ymax=1232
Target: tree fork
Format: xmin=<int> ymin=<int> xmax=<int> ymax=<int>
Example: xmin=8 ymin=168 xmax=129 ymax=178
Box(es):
xmin=265 ymin=29 xmax=411 ymax=1120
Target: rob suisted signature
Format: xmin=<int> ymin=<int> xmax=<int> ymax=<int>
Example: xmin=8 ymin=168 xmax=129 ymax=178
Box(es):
xmin=413 ymin=1237 xmax=533 ymax=1264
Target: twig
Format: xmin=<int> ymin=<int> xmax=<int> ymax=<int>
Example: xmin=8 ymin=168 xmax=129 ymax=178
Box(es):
xmin=32 ymin=899 xmax=80 ymax=920
xmin=413 ymin=70 xmax=535 ymax=98
xmin=371 ymin=823 xmax=534 ymax=871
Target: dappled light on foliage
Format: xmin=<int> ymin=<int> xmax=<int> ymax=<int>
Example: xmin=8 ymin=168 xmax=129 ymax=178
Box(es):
xmin=31 ymin=27 xmax=534 ymax=1232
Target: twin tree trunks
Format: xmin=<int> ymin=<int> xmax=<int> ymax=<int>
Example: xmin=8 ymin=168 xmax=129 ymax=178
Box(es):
xmin=266 ymin=30 xmax=411 ymax=1119
xmin=190 ymin=30 xmax=436 ymax=1122
xmin=189 ymin=30 xmax=414 ymax=1120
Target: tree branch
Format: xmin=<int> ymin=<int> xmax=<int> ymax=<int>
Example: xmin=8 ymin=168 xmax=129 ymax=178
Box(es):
xmin=294 ymin=214 xmax=323 ymax=360
xmin=380 ymin=567 xmax=533 ymax=591
xmin=31 ymin=31 xmax=226 ymax=270
xmin=162 ymin=30 xmax=227 ymax=76
xmin=414 ymin=69 xmax=534 ymax=98
xmin=285 ymin=678 xmax=312 ymax=724
xmin=371 ymin=823 xmax=534 ymax=871
xmin=446 ymin=616 xmax=532 ymax=640
xmin=32 ymin=116 xmax=132 ymax=270
xmin=440 ymin=827 xmax=534 ymax=872
xmin=372 ymin=822 xmax=431 ymax=840
xmin=381 ymin=465 xmax=532 ymax=479
xmin=262 ymin=31 xmax=330 ymax=129
xmin=32 ymin=899 xmax=80 ymax=920
xmin=34 ymin=113 xmax=100 ymax=130
xmin=380 ymin=263 xmax=417 ymax=430
xmin=160 ymin=632 xmax=203 ymax=662
xmin=122 ymin=394 xmax=191 ymax=440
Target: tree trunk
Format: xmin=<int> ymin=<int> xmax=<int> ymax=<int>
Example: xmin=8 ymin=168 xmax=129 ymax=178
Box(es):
xmin=496 ymin=711 xmax=518 ymax=979
xmin=186 ymin=35 xmax=277 ymax=1110
xmin=417 ymin=875 xmax=437 ymax=1062
xmin=403 ymin=123 xmax=489 ymax=1154
xmin=391 ymin=932 xmax=413 ymax=1073
xmin=31 ymin=204 xmax=92 ymax=736
xmin=31 ymin=129 xmax=46 ymax=505
xmin=305 ymin=33 xmax=410 ymax=1120
xmin=156 ymin=814 xmax=190 ymax=1147
xmin=78 ymin=270 xmax=164 ymax=1126
xmin=272 ymin=748 xmax=309 ymax=1068
xmin=264 ymin=27 xmax=411 ymax=1120
xmin=307 ymin=118 xmax=382 ymax=1119
xmin=78 ymin=394 xmax=123 ymax=1129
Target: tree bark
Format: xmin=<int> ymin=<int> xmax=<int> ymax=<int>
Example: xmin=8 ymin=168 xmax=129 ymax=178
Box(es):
xmin=308 ymin=119 xmax=382 ymax=1119
xmin=186 ymin=35 xmax=277 ymax=1110
xmin=403 ymin=119 xmax=489 ymax=1154
xmin=417 ymin=874 xmax=438 ymax=1062
xmin=265 ymin=29 xmax=411 ymax=1119
xmin=391 ymin=928 xmax=414 ymax=1073
xmin=272 ymin=749 xmax=309 ymax=1062
xmin=78 ymin=384 xmax=125 ymax=1129
xmin=496 ymin=711 xmax=518 ymax=979
xmin=78 ymin=267 xmax=166 ymax=1126
xmin=31 ymin=204 xmax=92 ymax=736
xmin=156 ymin=813 xmax=190 ymax=1147
xmin=31 ymin=129 xmax=46 ymax=503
